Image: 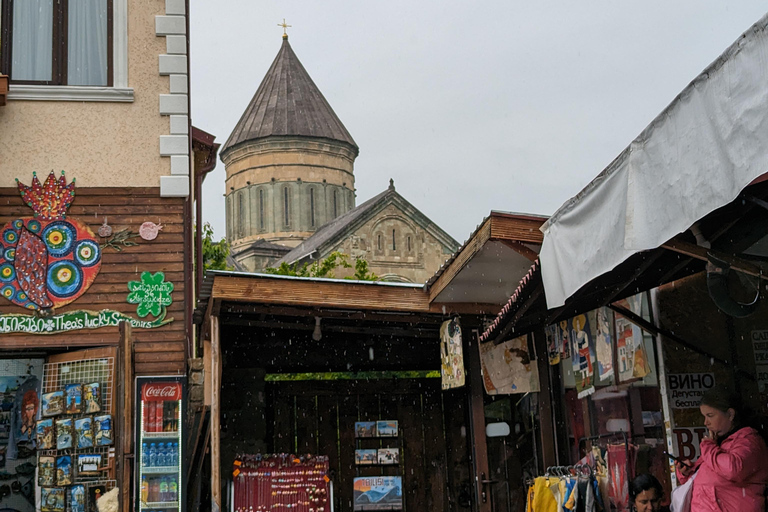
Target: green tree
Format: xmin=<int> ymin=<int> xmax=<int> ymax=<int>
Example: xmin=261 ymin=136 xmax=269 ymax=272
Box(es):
xmin=265 ymin=251 xmax=378 ymax=280
xmin=201 ymin=223 xmax=232 ymax=271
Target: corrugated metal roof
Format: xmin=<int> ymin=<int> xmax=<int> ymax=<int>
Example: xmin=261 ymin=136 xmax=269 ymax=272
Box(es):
xmin=221 ymin=37 xmax=358 ymax=155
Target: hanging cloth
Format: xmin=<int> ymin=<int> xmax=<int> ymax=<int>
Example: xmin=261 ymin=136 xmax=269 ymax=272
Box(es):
xmin=531 ymin=477 xmax=558 ymax=512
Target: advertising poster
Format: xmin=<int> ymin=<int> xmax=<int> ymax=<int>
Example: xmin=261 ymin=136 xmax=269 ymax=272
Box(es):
xmin=479 ymin=335 xmax=540 ymax=395
xmin=440 ymin=318 xmax=465 ymax=390
xmin=353 ymin=476 xmax=403 ymax=510
xmin=751 ymin=330 xmax=768 ymax=393
xmin=667 ymin=373 xmax=715 ymax=409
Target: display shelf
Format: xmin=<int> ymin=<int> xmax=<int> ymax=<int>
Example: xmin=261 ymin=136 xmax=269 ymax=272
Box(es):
xmin=141 ymin=466 xmax=180 ymax=474
xmin=142 ymin=431 xmax=180 ymax=439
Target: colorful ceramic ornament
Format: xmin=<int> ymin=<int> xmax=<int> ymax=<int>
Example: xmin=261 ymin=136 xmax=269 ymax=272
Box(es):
xmin=139 ymin=221 xmax=163 ymax=241
xmin=97 ymin=218 xmax=112 ymax=238
xmin=1 ymin=172 xmax=101 ymax=313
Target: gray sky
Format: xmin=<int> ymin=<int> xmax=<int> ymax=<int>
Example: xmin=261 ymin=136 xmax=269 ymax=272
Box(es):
xmin=190 ymin=1 xmax=768 ymax=244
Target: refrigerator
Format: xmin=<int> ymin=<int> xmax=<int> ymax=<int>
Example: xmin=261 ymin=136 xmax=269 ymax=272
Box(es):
xmin=135 ymin=377 xmax=185 ymax=512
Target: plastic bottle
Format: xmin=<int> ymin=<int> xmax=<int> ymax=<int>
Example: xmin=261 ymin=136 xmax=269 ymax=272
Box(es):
xmin=148 ymin=443 xmax=157 ymax=467
xmin=168 ymin=476 xmax=178 ymax=502
xmin=141 ymin=476 xmax=149 ymax=503
xmin=149 ymin=477 xmax=160 ymax=503
xmin=172 ymin=442 xmax=179 ymax=466
xmin=159 ymin=476 xmax=169 ymax=502
xmin=142 ymin=442 xmax=150 ymax=467
xmin=157 ymin=443 xmax=166 ymax=467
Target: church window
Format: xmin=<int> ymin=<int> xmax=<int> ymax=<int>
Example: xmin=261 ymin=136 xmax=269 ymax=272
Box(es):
xmin=310 ymin=188 xmax=316 ymax=227
xmin=333 ymin=190 xmax=338 ymax=218
xmin=377 ymin=234 xmax=382 ymax=251
xmin=237 ymin=193 xmax=245 ymax=237
xmin=259 ymin=189 xmax=265 ymax=230
xmin=392 ymin=230 xmax=396 ymax=251
xmin=284 ymin=187 xmax=290 ymax=227
xmin=407 ymin=236 xmax=411 ymax=252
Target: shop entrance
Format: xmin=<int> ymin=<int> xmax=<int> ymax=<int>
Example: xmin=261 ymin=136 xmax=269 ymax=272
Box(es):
xmin=265 ymin=378 xmax=471 ymax=512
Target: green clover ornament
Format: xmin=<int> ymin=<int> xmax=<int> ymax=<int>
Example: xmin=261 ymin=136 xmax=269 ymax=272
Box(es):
xmin=127 ymin=271 xmax=174 ymax=318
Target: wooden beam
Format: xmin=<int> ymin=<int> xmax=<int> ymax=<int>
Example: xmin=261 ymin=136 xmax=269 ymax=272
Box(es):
xmin=465 ymin=330 xmax=492 ymax=512
xmin=210 ymin=316 xmax=221 ymax=512
xmin=428 ymin=219 xmax=492 ymax=302
xmin=661 ymin=236 xmax=766 ymax=279
xmin=532 ymin=330 xmax=557 ymax=469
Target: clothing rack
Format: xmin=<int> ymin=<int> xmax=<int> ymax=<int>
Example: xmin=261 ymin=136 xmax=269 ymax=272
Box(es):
xmin=578 ymin=431 xmax=631 ymax=491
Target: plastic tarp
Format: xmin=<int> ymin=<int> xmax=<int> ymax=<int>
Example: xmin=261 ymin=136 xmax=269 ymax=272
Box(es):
xmin=539 ymin=13 xmax=768 ymax=309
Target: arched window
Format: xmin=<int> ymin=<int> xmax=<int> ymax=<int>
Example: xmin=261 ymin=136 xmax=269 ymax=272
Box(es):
xmin=283 ymin=187 xmax=290 ymax=227
xmin=407 ymin=236 xmax=411 ymax=252
xmin=377 ymin=234 xmax=382 ymax=251
xmin=333 ymin=190 xmax=338 ymax=218
xmin=238 ymin=193 xmax=245 ymax=237
xmin=392 ymin=229 xmax=396 ymax=251
xmin=310 ymin=188 xmax=316 ymax=227
xmin=259 ymin=189 xmax=265 ymax=230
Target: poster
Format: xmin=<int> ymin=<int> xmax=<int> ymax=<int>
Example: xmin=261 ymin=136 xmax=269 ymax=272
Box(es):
xmin=614 ymin=295 xmax=650 ymax=382
xmin=440 ymin=318 xmax=465 ymax=389
xmin=353 ymin=476 xmax=403 ymax=510
xmin=594 ymin=307 xmax=614 ymax=380
xmin=479 ymin=335 xmax=540 ymax=394
xmin=569 ymin=314 xmax=596 ymax=398
xmin=667 ymin=373 xmax=715 ymax=409
xmin=751 ymin=330 xmax=768 ymax=393
xmin=545 ymin=324 xmax=562 ymax=365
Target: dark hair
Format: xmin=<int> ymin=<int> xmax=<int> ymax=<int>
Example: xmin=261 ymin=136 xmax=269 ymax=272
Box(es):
xmin=629 ymin=474 xmax=663 ymax=501
xmin=700 ymin=387 xmax=768 ymax=443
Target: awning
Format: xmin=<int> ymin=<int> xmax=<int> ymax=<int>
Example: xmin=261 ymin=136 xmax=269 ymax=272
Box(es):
xmin=540 ymin=13 xmax=768 ymax=309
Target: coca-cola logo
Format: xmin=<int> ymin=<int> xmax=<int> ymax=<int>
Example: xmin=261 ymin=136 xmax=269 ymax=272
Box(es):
xmin=142 ymin=383 xmax=181 ymax=401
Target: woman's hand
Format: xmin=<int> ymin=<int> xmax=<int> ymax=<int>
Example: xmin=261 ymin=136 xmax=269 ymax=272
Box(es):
xmin=675 ymin=459 xmax=694 ymax=477
xmin=705 ymin=429 xmax=719 ymax=443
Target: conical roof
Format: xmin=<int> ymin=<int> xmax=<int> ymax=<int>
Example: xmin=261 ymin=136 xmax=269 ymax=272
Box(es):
xmin=221 ymin=37 xmax=358 ymax=155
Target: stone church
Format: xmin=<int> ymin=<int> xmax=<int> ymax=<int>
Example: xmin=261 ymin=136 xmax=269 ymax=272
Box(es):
xmin=220 ymin=34 xmax=459 ymax=283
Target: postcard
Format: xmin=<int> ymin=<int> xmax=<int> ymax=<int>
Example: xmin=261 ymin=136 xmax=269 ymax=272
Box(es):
xmin=83 ymin=383 xmax=101 ymax=414
xmin=376 ymin=420 xmax=398 ymax=437
xmin=377 ymin=448 xmax=400 ymax=464
xmin=42 ymin=391 xmax=65 ymax=417
xmin=354 ymin=449 xmax=377 ymax=465
xmin=56 ymin=455 xmax=72 ymax=486
xmin=36 ymin=418 xmax=55 ymax=450
xmin=355 ymin=421 xmax=376 ymax=438
xmin=55 ymin=418 xmax=73 ymax=450
xmin=93 ymin=414 xmax=113 ymax=446
xmin=41 ymin=487 xmax=66 ymax=512
xmin=65 ymin=383 xmax=83 ymax=414
xmin=75 ymin=417 xmax=93 ymax=449
xmin=77 ymin=454 xmax=102 ymax=476
xmin=69 ymin=485 xmax=86 ymax=512
xmin=39 ymin=456 xmax=56 ymax=486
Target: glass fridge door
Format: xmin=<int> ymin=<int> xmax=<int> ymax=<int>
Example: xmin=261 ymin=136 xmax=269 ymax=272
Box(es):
xmin=136 ymin=378 xmax=184 ymax=512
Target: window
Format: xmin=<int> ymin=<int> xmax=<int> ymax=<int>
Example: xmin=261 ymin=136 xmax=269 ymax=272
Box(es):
xmin=1 ymin=0 xmax=114 ymax=86
xmin=407 ymin=236 xmax=411 ymax=252
xmin=377 ymin=234 xmax=382 ymax=251
xmin=333 ymin=190 xmax=338 ymax=218
xmin=283 ymin=187 xmax=290 ymax=227
xmin=259 ymin=189 xmax=265 ymax=230
xmin=392 ymin=230 xmax=396 ymax=251
xmin=237 ymin=193 xmax=245 ymax=237
xmin=309 ymin=188 xmax=315 ymax=227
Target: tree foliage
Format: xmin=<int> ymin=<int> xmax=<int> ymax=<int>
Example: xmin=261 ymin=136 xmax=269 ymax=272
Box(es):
xmin=264 ymin=251 xmax=378 ymax=281
xmin=201 ymin=223 xmax=232 ymax=271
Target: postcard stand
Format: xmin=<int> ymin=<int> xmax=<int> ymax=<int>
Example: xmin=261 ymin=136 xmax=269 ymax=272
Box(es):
xmin=352 ymin=421 xmax=402 ymax=511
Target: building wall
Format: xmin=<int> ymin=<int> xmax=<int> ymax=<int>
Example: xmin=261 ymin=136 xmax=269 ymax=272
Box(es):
xmin=222 ymin=138 xmax=357 ymax=250
xmin=0 ymin=0 xmax=190 ymax=195
xmin=324 ymin=204 xmax=454 ymax=283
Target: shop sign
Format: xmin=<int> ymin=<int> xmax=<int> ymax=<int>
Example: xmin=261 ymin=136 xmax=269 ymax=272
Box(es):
xmin=667 ymin=373 xmax=715 ymax=409
xmin=672 ymin=426 xmax=707 ymax=460
xmin=751 ymin=330 xmax=768 ymax=393
xmin=0 ymin=309 xmax=173 ymax=334
xmin=141 ymin=382 xmax=182 ymax=401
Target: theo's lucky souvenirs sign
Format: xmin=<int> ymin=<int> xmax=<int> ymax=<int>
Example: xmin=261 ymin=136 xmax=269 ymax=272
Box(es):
xmin=0 ymin=172 xmax=174 ymax=333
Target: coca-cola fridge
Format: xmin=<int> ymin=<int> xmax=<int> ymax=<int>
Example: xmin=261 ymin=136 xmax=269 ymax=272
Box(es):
xmin=135 ymin=377 xmax=185 ymax=512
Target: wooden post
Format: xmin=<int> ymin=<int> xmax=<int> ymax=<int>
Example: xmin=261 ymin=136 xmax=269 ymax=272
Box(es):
xmin=210 ymin=316 xmax=221 ymax=512
xmin=119 ymin=322 xmax=134 ymax=512
xmin=466 ymin=330 xmax=492 ymax=512
xmin=532 ymin=329 xmax=557 ymax=470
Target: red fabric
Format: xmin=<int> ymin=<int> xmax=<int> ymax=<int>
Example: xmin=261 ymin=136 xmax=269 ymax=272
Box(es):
xmin=676 ymin=427 xmax=768 ymax=512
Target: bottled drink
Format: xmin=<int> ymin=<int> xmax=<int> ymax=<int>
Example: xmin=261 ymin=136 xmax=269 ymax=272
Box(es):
xmin=148 ymin=443 xmax=157 ymax=467
xmin=149 ymin=477 xmax=160 ymax=503
xmin=141 ymin=476 xmax=149 ymax=503
xmin=157 ymin=443 xmax=166 ymax=466
xmin=168 ymin=476 xmax=178 ymax=502
xmin=159 ymin=477 xmax=168 ymax=502
xmin=172 ymin=442 xmax=179 ymax=466
xmin=147 ymin=402 xmax=155 ymax=432
xmin=142 ymin=443 xmax=149 ymax=467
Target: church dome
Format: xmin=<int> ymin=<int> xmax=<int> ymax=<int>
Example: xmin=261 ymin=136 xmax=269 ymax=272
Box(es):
xmin=221 ymin=37 xmax=358 ymax=156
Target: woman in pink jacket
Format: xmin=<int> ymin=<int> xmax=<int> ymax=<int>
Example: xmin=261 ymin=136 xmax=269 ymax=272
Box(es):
xmin=675 ymin=389 xmax=768 ymax=512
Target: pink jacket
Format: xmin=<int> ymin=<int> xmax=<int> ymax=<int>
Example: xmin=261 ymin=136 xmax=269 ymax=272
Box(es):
xmin=676 ymin=427 xmax=768 ymax=512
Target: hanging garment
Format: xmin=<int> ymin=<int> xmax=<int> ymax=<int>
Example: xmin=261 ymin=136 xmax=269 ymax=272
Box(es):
xmin=531 ymin=477 xmax=558 ymax=512
xmin=527 ymin=483 xmax=535 ymax=512
xmin=607 ymin=443 xmax=637 ymax=512
xmin=563 ymin=477 xmax=579 ymax=511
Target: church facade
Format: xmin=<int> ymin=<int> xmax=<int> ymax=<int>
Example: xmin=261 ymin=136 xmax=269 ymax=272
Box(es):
xmin=221 ymin=34 xmax=458 ymax=282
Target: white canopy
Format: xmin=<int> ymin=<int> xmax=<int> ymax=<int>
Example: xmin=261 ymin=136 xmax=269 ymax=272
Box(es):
xmin=540 ymin=13 xmax=768 ymax=309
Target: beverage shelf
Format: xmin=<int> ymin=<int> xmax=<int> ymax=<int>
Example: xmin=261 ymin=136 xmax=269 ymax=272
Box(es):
xmin=141 ymin=466 xmax=179 ymax=474
xmin=142 ymin=431 xmax=180 ymax=439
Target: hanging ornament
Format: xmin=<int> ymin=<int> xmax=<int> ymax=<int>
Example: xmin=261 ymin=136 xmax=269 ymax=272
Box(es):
xmin=98 ymin=217 xmax=112 ymax=238
xmin=139 ymin=221 xmax=163 ymax=241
